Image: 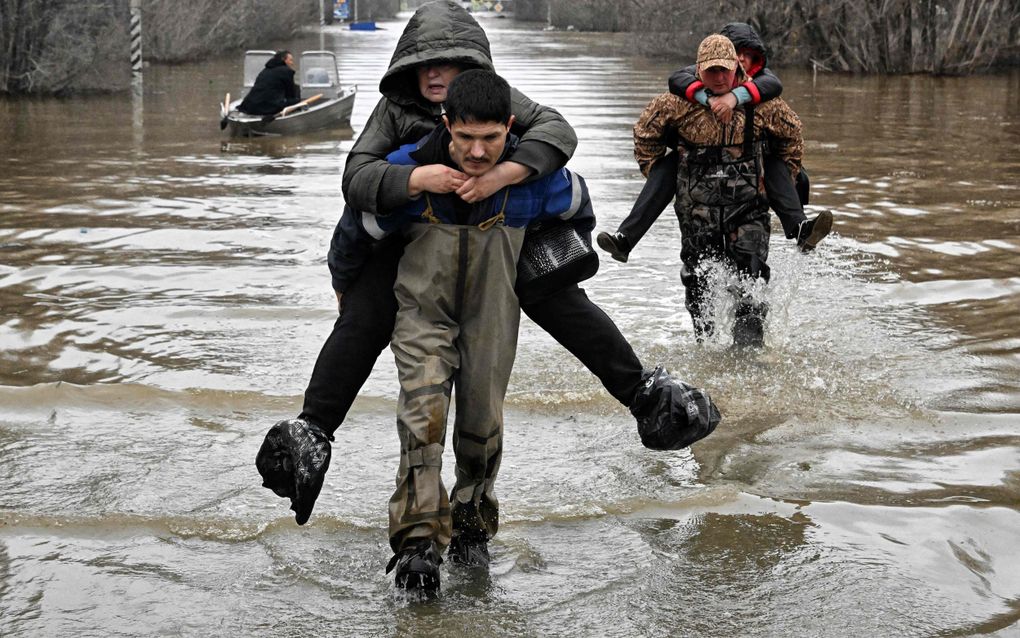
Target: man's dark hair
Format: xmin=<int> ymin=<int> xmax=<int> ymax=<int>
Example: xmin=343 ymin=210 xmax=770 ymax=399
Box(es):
xmin=273 ymin=50 xmax=292 ymax=62
xmin=444 ymin=70 xmax=511 ymax=125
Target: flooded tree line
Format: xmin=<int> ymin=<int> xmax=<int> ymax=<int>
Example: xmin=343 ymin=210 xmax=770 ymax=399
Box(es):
xmin=0 ymin=0 xmax=397 ymax=94
xmin=516 ymin=0 xmax=1020 ymax=74
xmin=3 ymin=0 xmax=1018 ymax=94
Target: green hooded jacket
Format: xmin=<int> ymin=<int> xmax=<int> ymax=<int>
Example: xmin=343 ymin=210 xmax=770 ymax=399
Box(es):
xmin=341 ymin=0 xmax=578 ymax=215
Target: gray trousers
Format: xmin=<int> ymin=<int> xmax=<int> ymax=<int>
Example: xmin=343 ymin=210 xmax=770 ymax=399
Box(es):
xmin=388 ymin=223 xmax=525 ymax=554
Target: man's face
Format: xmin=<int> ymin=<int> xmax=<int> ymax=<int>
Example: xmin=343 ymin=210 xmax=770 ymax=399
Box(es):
xmin=700 ymin=65 xmax=736 ymax=95
xmin=444 ymin=115 xmax=515 ymax=176
xmin=417 ymin=64 xmax=461 ymax=103
xmin=284 ymin=53 xmax=295 ymax=70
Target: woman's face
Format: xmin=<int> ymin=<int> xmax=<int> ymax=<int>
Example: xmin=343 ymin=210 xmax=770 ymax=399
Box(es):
xmin=417 ymin=64 xmax=462 ymax=103
xmin=737 ymin=48 xmax=763 ymax=73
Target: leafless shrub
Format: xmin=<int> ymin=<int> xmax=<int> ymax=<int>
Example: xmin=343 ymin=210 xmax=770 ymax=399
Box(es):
xmin=4 ymin=0 xmax=1016 ymax=94
xmin=548 ymin=0 xmax=631 ymax=31
xmin=788 ymin=0 xmax=1020 ymax=73
xmin=625 ymin=0 xmax=726 ymax=60
xmin=143 ymin=0 xmax=398 ymax=62
xmin=0 ymin=0 xmax=347 ymax=94
xmin=525 ymin=0 xmax=1018 ymax=73
xmin=143 ymin=0 xmax=315 ymax=63
xmin=513 ymin=0 xmax=547 ymax=22
xmin=0 ymin=0 xmax=129 ymax=93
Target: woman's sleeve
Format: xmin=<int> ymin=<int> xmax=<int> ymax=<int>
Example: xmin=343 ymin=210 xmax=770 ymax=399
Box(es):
xmin=739 ymin=67 xmax=783 ymax=105
xmin=341 ymin=99 xmax=418 ymax=215
xmin=668 ymin=64 xmax=702 ymax=103
xmin=508 ymin=87 xmax=578 ymax=182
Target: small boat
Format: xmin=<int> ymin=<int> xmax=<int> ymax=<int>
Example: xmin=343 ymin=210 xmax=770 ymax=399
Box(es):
xmin=221 ymin=50 xmax=356 ymax=138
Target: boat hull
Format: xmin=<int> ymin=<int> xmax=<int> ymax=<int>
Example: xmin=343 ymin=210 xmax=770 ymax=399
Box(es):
xmin=224 ymin=88 xmax=356 ymax=138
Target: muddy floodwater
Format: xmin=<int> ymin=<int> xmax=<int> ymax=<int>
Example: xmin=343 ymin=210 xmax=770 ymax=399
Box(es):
xmin=2 ymin=13 xmax=1020 ymax=638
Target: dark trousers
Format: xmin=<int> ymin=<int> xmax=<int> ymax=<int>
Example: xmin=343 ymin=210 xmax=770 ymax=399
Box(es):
xmin=617 ymin=152 xmax=680 ymax=245
xmin=763 ymin=155 xmax=808 ymax=238
xmin=617 ymin=152 xmax=809 ymax=246
xmin=300 ymin=238 xmax=645 ymax=434
xmin=520 ymin=285 xmax=644 ymax=406
xmin=300 ymin=237 xmax=402 ymax=432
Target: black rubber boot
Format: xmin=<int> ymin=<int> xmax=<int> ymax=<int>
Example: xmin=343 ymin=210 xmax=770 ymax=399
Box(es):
xmin=596 ymin=231 xmax=631 ymax=263
xmin=448 ymin=532 xmax=490 ymax=568
xmin=387 ymin=540 xmax=443 ymax=597
xmin=682 ymin=266 xmax=714 ymax=342
xmin=732 ymin=302 xmax=767 ymax=348
xmin=797 ymin=210 xmax=833 ymax=252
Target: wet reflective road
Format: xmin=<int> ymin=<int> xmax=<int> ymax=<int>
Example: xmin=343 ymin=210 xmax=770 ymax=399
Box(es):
xmin=1 ymin=14 xmax=1019 ymax=637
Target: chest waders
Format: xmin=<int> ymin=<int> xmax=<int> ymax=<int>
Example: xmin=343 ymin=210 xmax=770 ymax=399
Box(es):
xmin=387 ymin=196 xmax=524 ymax=556
xmin=675 ymin=108 xmax=771 ymax=346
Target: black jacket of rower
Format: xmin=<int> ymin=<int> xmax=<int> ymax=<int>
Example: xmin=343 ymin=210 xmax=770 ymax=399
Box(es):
xmin=238 ymin=57 xmax=301 ymax=115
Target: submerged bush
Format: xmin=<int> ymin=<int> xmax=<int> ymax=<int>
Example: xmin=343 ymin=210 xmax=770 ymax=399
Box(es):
xmin=0 ymin=0 xmax=322 ymax=94
xmin=525 ymin=0 xmax=1020 ymax=73
xmin=142 ymin=0 xmax=314 ymax=64
xmin=0 ymin=0 xmax=130 ymax=93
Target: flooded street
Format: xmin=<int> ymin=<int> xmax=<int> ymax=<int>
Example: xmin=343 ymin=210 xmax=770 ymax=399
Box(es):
xmin=2 ymin=13 xmax=1020 ymax=637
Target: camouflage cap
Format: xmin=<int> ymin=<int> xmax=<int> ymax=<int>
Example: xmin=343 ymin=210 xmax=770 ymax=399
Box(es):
xmin=697 ymin=34 xmax=738 ymax=71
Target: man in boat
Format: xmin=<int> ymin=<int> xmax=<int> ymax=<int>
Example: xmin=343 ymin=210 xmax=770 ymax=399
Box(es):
xmin=238 ymin=50 xmax=301 ymax=116
xmin=632 ymin=34 xmax=804 ymax=348
xmin=598 ymin=22 xmax=830 ymax=264
xmin=255 ymin=0 xmax=720 ymax=560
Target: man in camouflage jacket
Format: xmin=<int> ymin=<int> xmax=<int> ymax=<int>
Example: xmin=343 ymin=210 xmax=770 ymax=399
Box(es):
xmin=633 ymin=34 xmax=803 ymax=347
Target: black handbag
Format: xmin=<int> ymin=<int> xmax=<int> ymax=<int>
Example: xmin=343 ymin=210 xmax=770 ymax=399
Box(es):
xmin=516 ymin=220 xmax=599 ymax=304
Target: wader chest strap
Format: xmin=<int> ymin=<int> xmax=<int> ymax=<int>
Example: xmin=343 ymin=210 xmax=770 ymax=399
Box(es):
xmin=421 ymin=194 xmax=441 ymax=224
xmin=743 ymin=103 xmax=756 ymax=157
xmin=478 ymin=189 xmax=510 ymax=230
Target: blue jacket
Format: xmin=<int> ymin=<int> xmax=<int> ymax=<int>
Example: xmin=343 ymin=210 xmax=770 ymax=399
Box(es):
xmin=328 ymin=126 xmax=595 ymax=293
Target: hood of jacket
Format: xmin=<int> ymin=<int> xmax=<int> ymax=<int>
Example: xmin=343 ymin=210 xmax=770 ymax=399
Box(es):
xmin=379 ymin=0 xmax=494 ymax=109
xmin=720 ymin=22 xmax=768 ymax=65
xmin=265 ymin=56 xmax=289 ymax=69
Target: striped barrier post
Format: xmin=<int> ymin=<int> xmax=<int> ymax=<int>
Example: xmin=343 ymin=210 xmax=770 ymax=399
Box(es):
xmin=130 ymin=0 xmax=143 ymax=80
xmin=130 ymin=0 xmax=143 ymax=145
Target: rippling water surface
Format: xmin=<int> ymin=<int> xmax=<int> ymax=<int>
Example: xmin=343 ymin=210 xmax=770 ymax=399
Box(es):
xmin=2 ymin=14 xmax=1019 ymax=637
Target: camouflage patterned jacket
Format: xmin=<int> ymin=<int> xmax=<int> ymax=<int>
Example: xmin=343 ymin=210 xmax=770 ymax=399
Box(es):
xmin=633 ymin=92 xmax=803 ymax=180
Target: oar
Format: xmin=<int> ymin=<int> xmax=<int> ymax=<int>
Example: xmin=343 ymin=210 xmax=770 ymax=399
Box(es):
xmin=261 ymin=94 xmax=324 ymax=123
xmin=219 ymin=92 xmax=231 ymax=130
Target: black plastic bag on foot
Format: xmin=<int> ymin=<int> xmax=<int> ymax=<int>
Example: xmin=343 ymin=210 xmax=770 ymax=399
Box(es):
xmin=629 ymin=366 xmax=721 ymax=450
xmin=255 ymin=418 xmax=332 ymax=525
